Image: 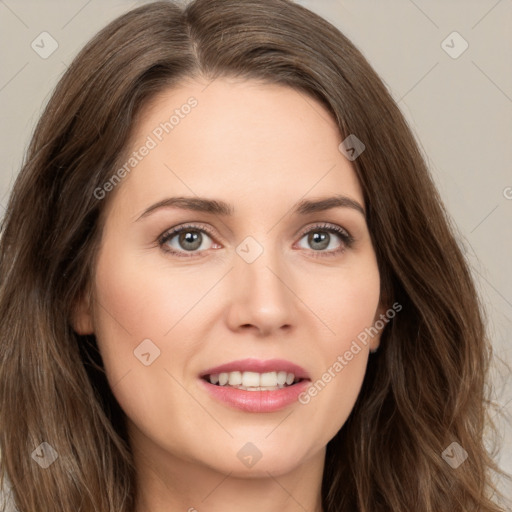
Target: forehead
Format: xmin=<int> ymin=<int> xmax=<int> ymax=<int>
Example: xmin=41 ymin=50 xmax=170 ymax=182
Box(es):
xmin=109 ymin=77 xmax=364 ymax=219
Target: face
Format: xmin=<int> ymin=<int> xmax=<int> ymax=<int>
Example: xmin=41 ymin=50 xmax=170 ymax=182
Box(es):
xmin=74 ymin=77 xmax=385 ymax=478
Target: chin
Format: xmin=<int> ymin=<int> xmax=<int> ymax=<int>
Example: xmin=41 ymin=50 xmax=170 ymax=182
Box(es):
xmin=200 ymin=439 xmax=316 ymax=478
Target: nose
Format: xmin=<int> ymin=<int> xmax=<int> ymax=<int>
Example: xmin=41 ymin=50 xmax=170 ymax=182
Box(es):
xmin=224 ymin=241 xmax=297 ymax=337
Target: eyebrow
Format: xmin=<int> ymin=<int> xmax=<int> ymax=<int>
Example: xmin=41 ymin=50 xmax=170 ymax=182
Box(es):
xmin=135 ymin=194 xmax=366 ymax=221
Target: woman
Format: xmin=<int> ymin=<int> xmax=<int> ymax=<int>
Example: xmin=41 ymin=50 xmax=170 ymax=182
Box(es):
xmin=0 ymin=0 xmax=509 ymax=510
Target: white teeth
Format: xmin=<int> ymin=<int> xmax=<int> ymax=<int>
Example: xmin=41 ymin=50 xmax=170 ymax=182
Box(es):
xmin=228 ymin=371 xmax=242 ymax=386
xmin=242 ymin=371 xmax=260 ymax=387
xmin=208 ymin=370 xmax=299 ymax=388
xmin=260 ymin=371 xmax=277 ymax=387
xmin=277 ymin=371 xmax=287 ymax=386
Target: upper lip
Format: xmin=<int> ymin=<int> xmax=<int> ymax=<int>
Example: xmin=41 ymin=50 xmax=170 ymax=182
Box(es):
xmin=199 ymin=358 xmax=311 ymax=380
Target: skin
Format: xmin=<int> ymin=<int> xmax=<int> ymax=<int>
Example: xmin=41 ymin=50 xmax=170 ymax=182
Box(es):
xmin=73 ymin=77 xmax=386 ymax=512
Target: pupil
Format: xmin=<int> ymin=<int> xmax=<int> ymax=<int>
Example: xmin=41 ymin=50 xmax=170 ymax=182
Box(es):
xmin=309 ymin=232 xmax=329 ymax=250
xmin=180 ymin=231 xmax=201 ymax=251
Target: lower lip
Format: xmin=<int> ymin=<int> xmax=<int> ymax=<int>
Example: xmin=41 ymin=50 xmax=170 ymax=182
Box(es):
xmin=199 ymin=378 xmax=311 ymax=413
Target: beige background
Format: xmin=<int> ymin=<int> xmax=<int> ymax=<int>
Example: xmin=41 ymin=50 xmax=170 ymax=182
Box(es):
xmin=0 ymin=0 xmax=511 ymax=505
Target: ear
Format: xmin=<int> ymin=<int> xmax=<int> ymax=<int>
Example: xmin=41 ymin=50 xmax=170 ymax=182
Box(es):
xmin=71 ymin=289 xmax=95 ymax=335
xmin=370 ymin=302 xmax=389 ymax=353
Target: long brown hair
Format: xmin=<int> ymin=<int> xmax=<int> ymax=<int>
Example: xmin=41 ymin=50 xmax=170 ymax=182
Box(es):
xmin=0 ymin=1 xmax=510 ymax=510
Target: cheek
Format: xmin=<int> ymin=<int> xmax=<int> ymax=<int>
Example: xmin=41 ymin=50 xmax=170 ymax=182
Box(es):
xmin=89 ymin=240 xmax=220 ymax=417
xmin=89 ymin=245 xmax=202 ymax=448
xmin=304 ymin=255 xmax=381 ymax=343
xmin=91 ymin=241 xmax=215 ymax=357
xmin=296 ymin=257 xmax=380 ymax=440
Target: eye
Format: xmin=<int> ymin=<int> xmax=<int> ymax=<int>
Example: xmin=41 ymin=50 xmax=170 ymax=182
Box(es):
xmin=159 ymin=223 xmax=218 ymax=258
xmin=295 ymin=223 xmax=354 ymax=258
xmin=158 ymin=222 xmax=354 ymax=258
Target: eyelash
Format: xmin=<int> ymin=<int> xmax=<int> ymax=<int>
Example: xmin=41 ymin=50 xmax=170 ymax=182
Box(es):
xmin=157 ymin=222 xmax=355 ymax=259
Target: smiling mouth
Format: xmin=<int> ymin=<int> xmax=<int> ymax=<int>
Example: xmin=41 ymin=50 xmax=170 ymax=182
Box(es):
xmin=201 ymin=371 xmax=307 ymax=391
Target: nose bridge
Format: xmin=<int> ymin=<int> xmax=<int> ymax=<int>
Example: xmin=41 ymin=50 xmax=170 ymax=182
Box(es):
xmin=237 ymin=233 xmax=288 ymax=297
xmin=230 ymin=232 xmax=295 ymax=331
